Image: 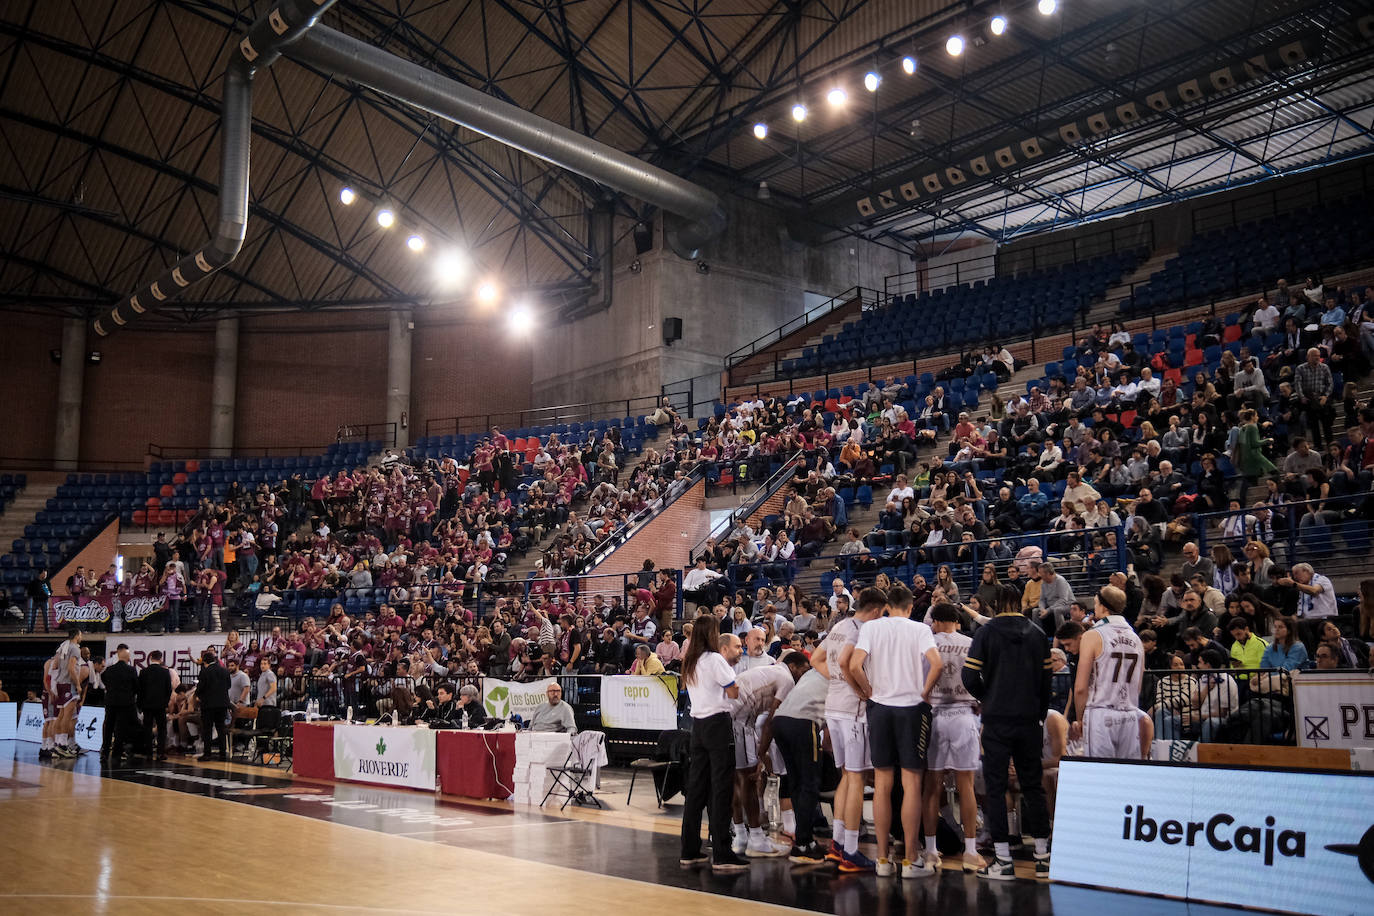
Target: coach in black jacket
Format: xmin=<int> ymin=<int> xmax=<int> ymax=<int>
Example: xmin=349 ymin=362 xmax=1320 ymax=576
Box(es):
xmin=195 ymin=651 xmax=231 ymax=761
xmin=102 ymin=645 xmax=140 ymax=764
xmin=138 ymin=650 xmax=174 ymax=760
xmin=962 ymin=585 xmax=1052 ymax=880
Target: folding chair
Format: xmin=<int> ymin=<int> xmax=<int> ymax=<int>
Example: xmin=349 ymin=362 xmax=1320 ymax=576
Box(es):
xmin=233 ymin=707 xmax=281 ymax=763
xmin=261 ymin=711 xmax=298 ymax=768
xmin=626 ymin=729 xmax=687 ymax=808
xmin=542 ymin=731 xmax=606 ymax=810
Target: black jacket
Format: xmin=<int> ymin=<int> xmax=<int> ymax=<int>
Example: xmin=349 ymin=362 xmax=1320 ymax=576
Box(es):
xmin=962 ymin=613 xmax=1051 ymax=722
xmin=196 ymin=662 xmax=231 ymax=709
xmin=138 ymin=665 xmax=174 ymax=711
xmin=103 ymin=660 xmax=139 ymax=708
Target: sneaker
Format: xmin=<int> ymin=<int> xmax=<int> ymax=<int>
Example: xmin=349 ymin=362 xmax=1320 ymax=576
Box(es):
xmin=55 ymin=745 xmax=78 ymax=758
xmin=824 ymin=841 xmax=844 ymax=864
xmin=835 ymin=851 xmax=868 ymax=878
xmin=37 ymin=748 xmax=52 ymax=760
xmin=901 ymin=857 xmax=935 ymax=879
xmin=1034 ymin=852 xmax=1051 ymax=878
xmin=731 ymin=831 xmax=748 ymax=856
xmin=678 ymin=853 xmax=710 ymax=868
xmin=788 ymin=842 xmax=827 ymax=864
xmin=977 ymin=857 xmax=1017 ymax=881
xmin=746 ymin=834 xmax=790 ymax=857
xmin=711 ymin=852 xmax=751 ymax=874
xmin=921 ymin=850 xmax=943 ymax=872
xmin=962 ymin=852 xmax=989 ymax=872
xmin=874 ymin=857 xmax=895 ymax=877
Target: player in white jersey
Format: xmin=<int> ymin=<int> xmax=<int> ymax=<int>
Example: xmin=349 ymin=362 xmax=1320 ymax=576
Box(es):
xmin=809 ymin=587 xmax=886 ymax=872
xmin=50 ymin=626 xmax=85 ymax=757
xmin=921 ymin=604 xmax=984 ymax=870
xmin=721 ymin=634 xmax=796 ymax=858
xmin=1072 ymin=585 xmax=1145 ymax=759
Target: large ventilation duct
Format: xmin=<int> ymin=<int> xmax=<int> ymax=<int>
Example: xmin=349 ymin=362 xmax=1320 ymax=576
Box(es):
xmin=95 ymin=0 xmax=340 ymax=337
xmin=284 ymin=26 xmax=726 ymax=261
xmin=99 ymin=2 xmax=726 ymax=336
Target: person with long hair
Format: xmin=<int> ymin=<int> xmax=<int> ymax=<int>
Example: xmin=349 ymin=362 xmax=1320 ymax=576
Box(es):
xmin=679 ymin=613 xmax=748 ymax=873
xmin=1260 ymin=616 xmax=1308 ymax=670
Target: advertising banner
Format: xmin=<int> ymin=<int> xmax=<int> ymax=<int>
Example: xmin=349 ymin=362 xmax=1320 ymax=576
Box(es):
xmin=600 ymin=675 xmax=680 ymax=730
xmin=119 ymin=596 xmax=168 ymax=624
xmin=333 ymin=724 xmax=437 ymax=791
xmin=16 ymin=702 xmax=45 ymax=742
xmin=120 ymin=635 xmax=224 ymax=675
xmin=1050 ymin=759 xmax=1374 ymax=915
xmin=1293 ymin=669 xmax=1374 ymax=749
xmin=13 ymin=701 xmax=103 ymax=751
xmin=47 ymin=596 xmax=111 ymax=628
xmin=481 ymin=678 xmax=556 ymax=722
xmin=72 ymin=706 xmax=105 ymax=752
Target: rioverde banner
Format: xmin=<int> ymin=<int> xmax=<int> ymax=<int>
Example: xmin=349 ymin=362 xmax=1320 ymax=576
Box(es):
xmin=1293 ymin=669 xmax=1374 ymax=749
xmin=333 ymin=724 xmax=436 ymax=791
xmin=600 ymin=675 xmax=679 ymax=730
xmin=481 ymin=678 xmax=556 ymax=722
xmin=1050 ymin=759 xmax=1374 ymax=915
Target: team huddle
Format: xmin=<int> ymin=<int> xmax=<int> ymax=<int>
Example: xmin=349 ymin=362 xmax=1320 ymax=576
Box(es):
xmin=681 ymin=580 xmax=1147 ymax=879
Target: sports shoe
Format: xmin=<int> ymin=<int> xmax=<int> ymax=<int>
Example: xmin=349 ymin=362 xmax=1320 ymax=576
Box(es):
xmin=746 ymin=834 xmax=790 ymax=857
xmin=901 ymin=857 xmax=935 ymax=879
xmin=54 ymin=745 xmax=78 ymax=758
xmin=37 ymin=748 xmax=52 ymax=760
xmin=921 ymin=850 xmax=943 ymax=872
xmin=824 ymin=840 xmax=844 ymax=863
xmin=962 ymin=851 xmax=989 ymax=872
xmin=711 ymin=852 xmax=751 ymax=874
xmin=840 ymin=849 xmax=877 ymax=873
xmin=977 ymin=857 xmax=1017 ymax=881
xmin=678 ymin=853 xmax=710 ymax=868
xmin=874 ymin=856 xmax=895 ymax=877
xmin=731 ymin=830 xmax=748 ymax=856
xmin=1034 ymin=852 xmax=1051 ymax=878
xmin=788 ymin=842 xmax=827 ymax=864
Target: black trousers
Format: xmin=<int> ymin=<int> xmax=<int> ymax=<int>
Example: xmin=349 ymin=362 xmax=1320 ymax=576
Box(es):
xmin=981 ymin=718 xmax=1049 ymax=845
xmin=681 ymin=712 xmax=735 ymax=859
xmin=201 ymin=706 xmax=229 ymax=756
xmin=142 ymin=708 xmax=168 ymax=756
xmin=773 ymin=716 xmax=822 ymax=846
xmin=107 ymin=705 xmax=140 ymax=759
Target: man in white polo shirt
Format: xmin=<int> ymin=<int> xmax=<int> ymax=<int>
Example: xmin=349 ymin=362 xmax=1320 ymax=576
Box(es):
xmin=1279 ymin=562 xmax=1337 ymax=645
xmin=849 ymin=584 xmax=942 ymax=879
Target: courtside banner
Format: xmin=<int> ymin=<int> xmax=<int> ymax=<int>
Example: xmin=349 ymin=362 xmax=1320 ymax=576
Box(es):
xmin=1050 ymin=759 xmax=1374 ymax=915
xmin=333 ymin=724 xmax=436 ymax=791
xmin=600 ymin=675 xmax=679 ymax=730
xmin=0 ymin=702 xmax=19 ymax=740
xmin=16 ymin=702 xmax=44 ymax=742
xmin=72 ymin=706 xmax=105 ymax=752
xmin=1293 ymin=669 xmax=1374 ymax=749
xmin=482 ymin=678 xmax=556 ymax=722
xmin=121 ymin=635 xmax=225 ymax=675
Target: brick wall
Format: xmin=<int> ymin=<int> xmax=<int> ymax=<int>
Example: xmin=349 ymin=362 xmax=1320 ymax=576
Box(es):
xmin=743 ymin=487 xmax=790 ymax=532
xmin=0 ymin=312 xmax=63 ymax=462
xmin=411 ymin=317 xmax=532 ymax=435
xmin=591 ymin=479 xmax=710 ymax=577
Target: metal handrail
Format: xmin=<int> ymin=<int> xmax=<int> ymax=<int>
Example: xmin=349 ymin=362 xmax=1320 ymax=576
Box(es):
xmin=723 ymin=286 xmax=882 ymax=370
xmin=579 ymin=466 xmax=708 ymax=572
xmin=692 ymin=450 xmax=806 ymax=561
xmin=422 ymin=395 xmax=663 ymax=438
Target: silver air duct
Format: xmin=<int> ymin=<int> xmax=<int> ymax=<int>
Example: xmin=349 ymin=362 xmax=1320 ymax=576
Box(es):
xmin=284 ymin=26 xmax=726 ymax=261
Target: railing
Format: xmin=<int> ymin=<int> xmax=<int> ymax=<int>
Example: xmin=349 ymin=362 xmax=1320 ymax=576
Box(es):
xmin=423 ymin=395 xmax=664 ymax=438
xmin=147 ymin=442 xmax=353 ymax=460
xmin=333 ymin=422 xmax=397 ymax=448
xmin=692 ymin=450 xmax=806 ymax=561
xmin=1142 ymin=667 xmax=1295 ymax=746
xmin=723 ymin=286 xmax=880 ymax=372
xmin=1195 ymin=492 xmax=1372 ymax=579
xmin=884 ymin=251 xmax=996 ymax=300
xmin=1191 ymin=164 xmax=1374 ymax=236
xmin=662 ymin=371 xmax=722 ymax=420
xmin=579 ymin=468 xmax=706 ymax=572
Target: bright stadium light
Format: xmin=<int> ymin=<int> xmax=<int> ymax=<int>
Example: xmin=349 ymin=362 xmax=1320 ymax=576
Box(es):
xmin=826 ymin=87 xmax=848 ymax=107
xmin=476 ymin=280 xmax=499 ymax=304
xmin=507 ymin=303 xmax=534 ymax=335
xmin=791 ymin=103 xmax=807 ymax=122
xmin=339 ymin=187 xmax=356 ymax=205
xmin=406 ymin=234 xmax=425 ymax=252
xmin=1038 ymin=0 xmax=1057 ymax=14
xmin=864 ymin=71 xmax=881 ymax=92
xmin=753 ymin=122 xmax=768 ymax=140
xmin=946 ymin=34 xmax=965 ymax=56
xmin=376 ymin=208 xmax=395 ymax=228
xmin=901 ymin=55 xmax=917 ymax=75
xmin=433 ymin=250 xmax=468 ymax=289
xmin=991 ymin=15 xmax=1008 ymax=35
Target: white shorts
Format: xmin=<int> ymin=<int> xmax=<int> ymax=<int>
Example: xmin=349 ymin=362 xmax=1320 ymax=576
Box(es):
xmin=1084 ymin=708 xmax=1140 ymax=760
xmin=733 ymin=718 xmax=759 ymax=769
xmin=825 ymin=715 xmax=871 ymax=772
xmin=928 ymin=707 xmax=981 ymax=772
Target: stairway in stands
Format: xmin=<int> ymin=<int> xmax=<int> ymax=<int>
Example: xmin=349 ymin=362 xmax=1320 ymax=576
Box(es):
xmin=1080 ymin=247 xmax=1177 ymax=329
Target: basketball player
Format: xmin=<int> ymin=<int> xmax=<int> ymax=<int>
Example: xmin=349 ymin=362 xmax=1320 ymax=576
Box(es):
xmin=51 ymin=626 xmax=84 ymax=757
xmin=810 ymin=585 xmax=885 ymax=873
xmin=38 ymin=654 xmax=59 ymax=759
xmin=922 ymin=604 xmax=983 ymax=871
xmin=1071 ymin=585 xmax=1144 ymax=758
xmin=723 ymin=634 xmax=795 ymax=858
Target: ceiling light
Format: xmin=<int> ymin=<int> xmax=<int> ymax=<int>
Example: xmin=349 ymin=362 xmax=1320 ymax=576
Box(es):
xmin=946 ymin=35 xmax=965 ymax=56
xmin=339 ymin=187 xmax=356 ymax=205
xmin=1037 ymin=0 xmax=1057 ymax=14
xmin=990 ymin=15 xmax=1008 ymax=35
xmin=863 ymin=71 xmax=880 ymax=92
xmin=826 ymin=87 xmax=847 ymax=107
xmin=476 ymin=281 xmax=498 ymax=304
xmin=376 ymin=209 xmax=395 ymax=228
xmin=791 ymin=103 xmax=807 ymax=122
xmin=753 ymin=122 xmax=768 ymax=140
xmin=406 ymin=234 xmax=425 ymax=252
xmin=507 ymin=303 xmax=534 ymax=335
xmin=901 ymin=55 xmax=917 ymax=75
xmin=433 ymin=250 xmax=468 ymax=289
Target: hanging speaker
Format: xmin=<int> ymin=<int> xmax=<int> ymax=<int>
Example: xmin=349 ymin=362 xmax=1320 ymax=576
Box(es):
xmin=662 ymin=316 xmax=683 ymax=344
xmin=633 ymin=220 xmax=653 ymax=254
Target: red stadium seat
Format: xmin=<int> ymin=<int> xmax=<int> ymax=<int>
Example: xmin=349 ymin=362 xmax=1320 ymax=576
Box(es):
xmin=1185 ymin=333 xmax=1196 ymax=349
xmin=1164 ymin=368 xmax=1183 ymax=386
xmin=1222 ymin=324 xmax=1243 ymax=343
xmin=159 ymin=484 xmax=175 ymax=498
xmin=157 ymin=509 xmax=176 ymax=525
xmin=145 ymin=497 xmax=161 ymax=508
xmin=1119 ymin=410 xmax=1137 ymax=428
xmin=512 ymin=437 xmax=527 ymax=451
xmin=1184 ymin=348 xmax=1204 ymax=367
xmin=184 ymin=460 xmax=200 ymax=473
xmin=132 ymin=510 xmax=147 ymax=525
xmin=172 ymin=472 xmax=188 ymax=485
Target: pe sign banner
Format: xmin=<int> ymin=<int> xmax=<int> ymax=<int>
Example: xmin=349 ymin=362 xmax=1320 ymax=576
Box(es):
xmin=601 ymin=675 xmax=679 ymax=730
xmin=1293 ymin=669 xmax=1374 ymax=749
xmin=1050 ymin=759 xmax=1374 ymax=915
xmin=333 ymin=724 xmax=436 ymax=791
xmin=17 ymin=702 xmax=45 ymax=742
xmin=482 ymin=678 xmax=555 ymax=722
xmin=0 ymin=702 xmax=20 ymax=740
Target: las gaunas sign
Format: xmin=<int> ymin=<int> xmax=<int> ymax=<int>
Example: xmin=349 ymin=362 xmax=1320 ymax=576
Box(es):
xmin=1050 ymin=759 xmax=1374 ymax=915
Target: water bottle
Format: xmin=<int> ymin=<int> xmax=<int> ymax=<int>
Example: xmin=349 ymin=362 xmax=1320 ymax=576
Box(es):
xmin=764 ymin=774 xmax=782 ymax=833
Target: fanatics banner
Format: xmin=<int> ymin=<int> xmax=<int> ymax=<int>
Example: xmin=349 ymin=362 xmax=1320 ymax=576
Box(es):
xmin=46 ymin=594 xmax=167 ymax=629
xmin=333 ymin=724 xmax=437 ymax=791
xmin=600 ymin=675 xmax=680 ymax=730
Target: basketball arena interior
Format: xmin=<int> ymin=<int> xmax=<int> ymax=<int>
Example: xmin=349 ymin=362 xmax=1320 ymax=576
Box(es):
xmin=0 ymin=0 xmax=1372 ymax=913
